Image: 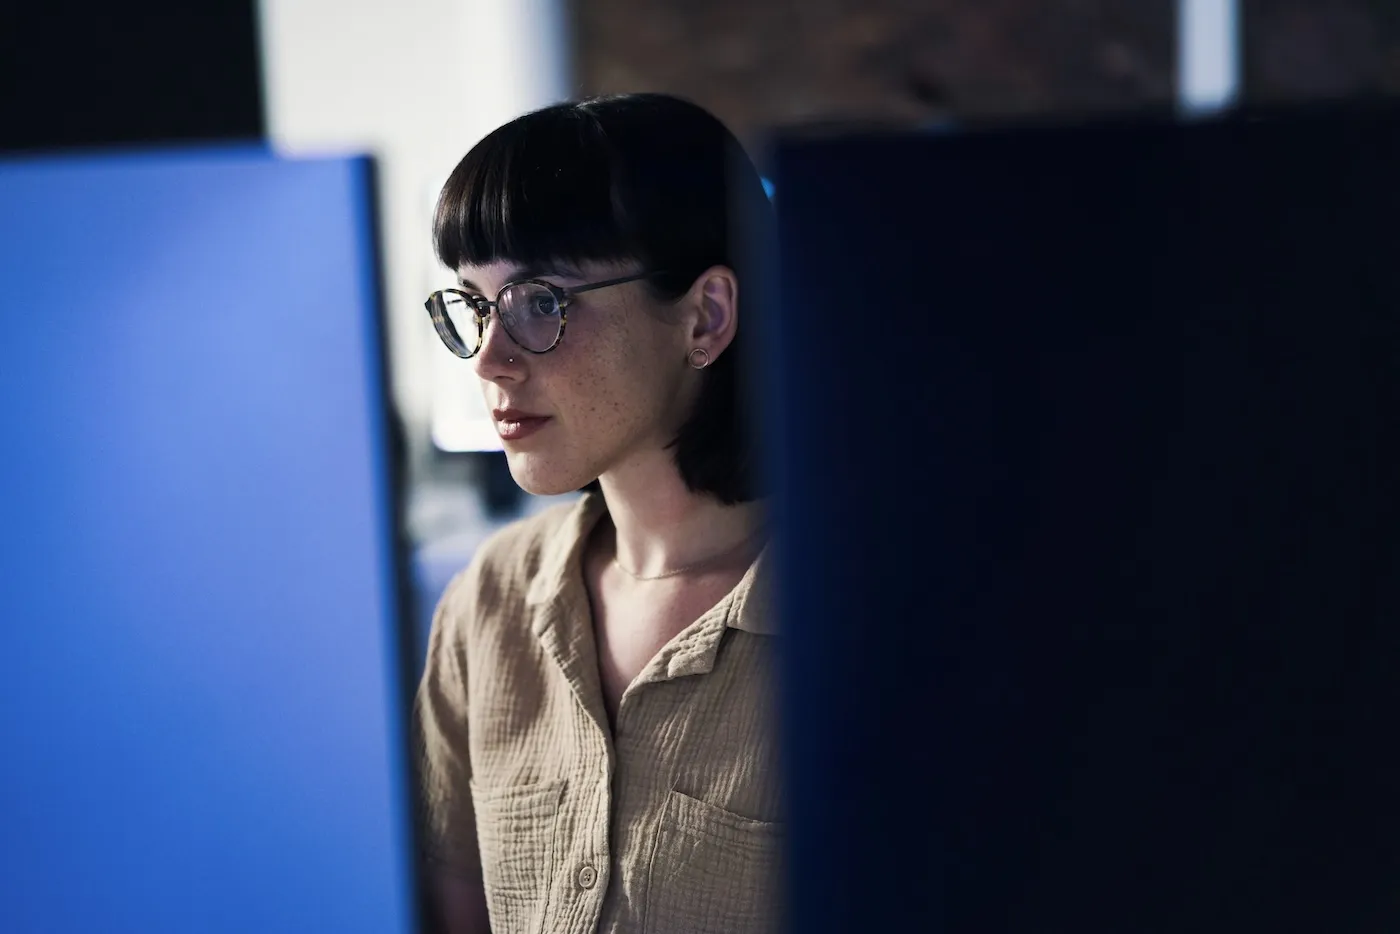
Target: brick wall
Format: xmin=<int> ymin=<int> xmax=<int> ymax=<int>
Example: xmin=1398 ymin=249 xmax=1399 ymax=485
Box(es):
xmin=1246 ymin=0 xmax=1400 ymax=101
xmin=571 ymin=0 xmax=1399 ymax=144
xmin=571 ymin=1 xmax=1173 ymax=143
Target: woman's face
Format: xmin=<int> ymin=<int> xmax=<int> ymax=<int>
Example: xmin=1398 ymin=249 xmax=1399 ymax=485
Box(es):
xmin=461 ymin=258 xmax=696 ymax=495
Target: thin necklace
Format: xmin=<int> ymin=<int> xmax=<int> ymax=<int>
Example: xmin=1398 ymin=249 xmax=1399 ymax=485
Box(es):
xmin=612 ymin=527 xmax=767 ymax=582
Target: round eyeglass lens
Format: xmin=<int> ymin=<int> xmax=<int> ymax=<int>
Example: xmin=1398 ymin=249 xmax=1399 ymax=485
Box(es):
xmin=499 ymin=282 xmax=563 ymax=352
xmin=432 ymin=291 xmax=480 ymax=357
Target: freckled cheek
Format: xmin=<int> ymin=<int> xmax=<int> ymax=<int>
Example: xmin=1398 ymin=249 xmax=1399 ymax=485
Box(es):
xmin=583 ymin=374 xmax=650 ymax=440
xmin=551 ymin=324 xmax=658 ymax=432
xmin=540 ymin=358 xmax=614 ymax=429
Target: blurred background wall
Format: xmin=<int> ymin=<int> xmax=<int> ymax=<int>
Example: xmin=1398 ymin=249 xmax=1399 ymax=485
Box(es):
xmin=1244 ymin=0 xmax=1400 ymax=103
xmin=575 ymin=1 xmax=1176 ymax=137
xmin=573 ymin=0 xmax=1400 ymax=139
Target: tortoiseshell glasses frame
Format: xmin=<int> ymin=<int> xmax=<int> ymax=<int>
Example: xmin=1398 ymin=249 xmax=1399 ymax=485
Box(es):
xmin=425 ymin=271 xmax=658 ymax=358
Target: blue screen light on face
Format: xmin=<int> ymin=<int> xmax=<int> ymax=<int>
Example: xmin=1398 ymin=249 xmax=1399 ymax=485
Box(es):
xmin=0 ymin=148 xmax=413 ymax=934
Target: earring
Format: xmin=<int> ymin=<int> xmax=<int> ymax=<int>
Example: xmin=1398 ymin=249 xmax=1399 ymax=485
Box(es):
xmin=508 ymin=357 xmax=515 ymax=363
xmin=687 ymin=348 xmax=710 ymax=370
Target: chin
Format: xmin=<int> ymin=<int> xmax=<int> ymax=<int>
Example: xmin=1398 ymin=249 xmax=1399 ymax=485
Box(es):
xmin=503 ymin=449 xmax=595 ymax=497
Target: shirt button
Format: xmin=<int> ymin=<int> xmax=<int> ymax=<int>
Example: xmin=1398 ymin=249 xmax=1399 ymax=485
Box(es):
xmin=577 ymin=865 xmax=598 ymax=890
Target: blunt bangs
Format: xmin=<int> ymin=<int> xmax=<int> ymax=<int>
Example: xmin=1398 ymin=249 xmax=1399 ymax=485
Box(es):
xmin=433 ymin=103 xmax=634 ymax=272
xmin=433 ymin=95 xmax=759 ymax=285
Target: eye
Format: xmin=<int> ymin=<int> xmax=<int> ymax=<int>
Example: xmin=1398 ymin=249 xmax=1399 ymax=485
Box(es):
xmin=532 ymin=294 xmax=560 ymax=317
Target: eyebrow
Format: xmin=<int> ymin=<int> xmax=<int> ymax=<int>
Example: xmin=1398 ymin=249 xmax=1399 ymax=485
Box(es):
xmin=458 ymin=261 xmax=585 ymax=292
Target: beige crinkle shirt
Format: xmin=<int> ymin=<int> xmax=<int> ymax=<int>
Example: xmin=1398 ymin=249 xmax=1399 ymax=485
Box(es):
xmin=413 ymin=492 xmax=784 ymax=934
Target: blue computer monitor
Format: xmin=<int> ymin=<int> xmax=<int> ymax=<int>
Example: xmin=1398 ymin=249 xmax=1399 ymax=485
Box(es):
xmin=0 ymin=148 xmax=414 ymax=933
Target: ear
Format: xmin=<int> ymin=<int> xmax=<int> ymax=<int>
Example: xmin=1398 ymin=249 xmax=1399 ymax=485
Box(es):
xmin=685 ymin=266 xmax=739 ymax=362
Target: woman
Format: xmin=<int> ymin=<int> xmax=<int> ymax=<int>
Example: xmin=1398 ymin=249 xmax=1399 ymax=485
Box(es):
xmin=413 ymin=93 xmax=782 ymax=934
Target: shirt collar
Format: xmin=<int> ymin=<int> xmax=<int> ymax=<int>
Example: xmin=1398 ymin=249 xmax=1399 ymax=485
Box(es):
xmin=725 ymin=545 xmax=777 ymax=635
xmin=524 ymin=491 xmax=777 ymax=636
xmin=524 ymin=492 xmax=606 ymax=610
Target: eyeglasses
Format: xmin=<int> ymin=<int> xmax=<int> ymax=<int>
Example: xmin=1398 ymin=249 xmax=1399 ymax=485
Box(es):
xmin=425 ymin=271 xmax=657 ymax=358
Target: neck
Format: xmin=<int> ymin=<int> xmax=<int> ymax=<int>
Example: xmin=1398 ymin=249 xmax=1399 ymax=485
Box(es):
xmin=595 ymin=450 xmax=764 ymax=580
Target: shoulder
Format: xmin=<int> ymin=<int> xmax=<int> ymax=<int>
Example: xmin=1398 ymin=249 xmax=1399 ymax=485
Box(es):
xmin=435 ymin=493 xmax=600 ymax=626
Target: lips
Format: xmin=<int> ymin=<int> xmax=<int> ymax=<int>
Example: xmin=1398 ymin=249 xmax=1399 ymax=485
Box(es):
xmin=493 ymin=407 xmax=551 ymax=442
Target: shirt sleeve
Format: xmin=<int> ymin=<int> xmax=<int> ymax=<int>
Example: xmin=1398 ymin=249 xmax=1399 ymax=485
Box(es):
xmin=412 ymin=564 xmax=482 ymax=877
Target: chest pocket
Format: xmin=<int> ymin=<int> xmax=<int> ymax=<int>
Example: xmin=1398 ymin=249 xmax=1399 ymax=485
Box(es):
xmin=643 ymin=789 xmax=784 ymax=934
xmin=470 ymin=777 xmax=565 ymax=934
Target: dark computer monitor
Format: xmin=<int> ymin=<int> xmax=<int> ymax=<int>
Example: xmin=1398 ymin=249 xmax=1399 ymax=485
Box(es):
xmin=768 ymin=106 xmax=1400 ymax=932
xmin=0 ymin=148 xmax=415 ymax=933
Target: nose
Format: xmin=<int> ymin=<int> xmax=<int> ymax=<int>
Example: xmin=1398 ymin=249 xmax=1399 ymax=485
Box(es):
xmin=473 ymin=309 xmax=525 ymax=382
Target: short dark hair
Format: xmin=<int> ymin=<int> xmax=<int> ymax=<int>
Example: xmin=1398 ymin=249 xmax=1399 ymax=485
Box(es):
xmin=432 ymin=93 xmax=773 ymax=505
